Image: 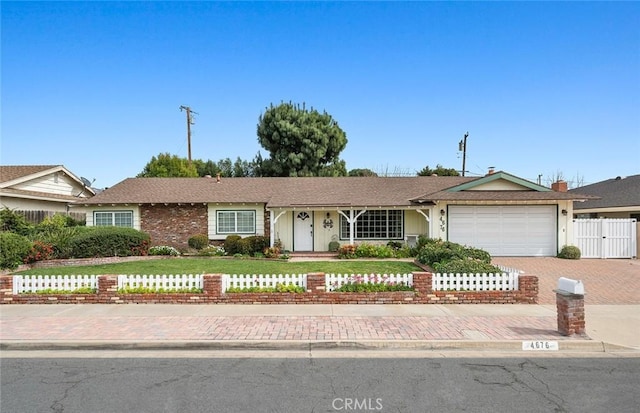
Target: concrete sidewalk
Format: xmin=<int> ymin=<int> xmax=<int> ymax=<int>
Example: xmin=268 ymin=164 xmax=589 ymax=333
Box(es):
xmin=1 ymin=304 xmax=638 ymax=353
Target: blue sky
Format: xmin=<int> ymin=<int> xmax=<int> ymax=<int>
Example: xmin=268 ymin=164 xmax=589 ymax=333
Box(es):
xmin=2 ymin=1 xmax=639 ymax=189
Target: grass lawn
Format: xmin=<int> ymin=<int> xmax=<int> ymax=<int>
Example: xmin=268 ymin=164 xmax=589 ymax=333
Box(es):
xmin=13 ymin=257 xmax=421 ymax=275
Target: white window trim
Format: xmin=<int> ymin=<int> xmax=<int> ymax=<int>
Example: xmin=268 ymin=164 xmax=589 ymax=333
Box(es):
xmin=216 ymin=210 xmax=256 ymax=234
xmin=340 ymin=210 xmax=404 ymax=240
xmin=94 ymin=210 xmax=134 ymax=228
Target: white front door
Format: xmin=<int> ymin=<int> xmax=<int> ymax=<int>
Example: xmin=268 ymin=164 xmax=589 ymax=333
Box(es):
xmin=294 ymin=211 xmax=313 ymax=251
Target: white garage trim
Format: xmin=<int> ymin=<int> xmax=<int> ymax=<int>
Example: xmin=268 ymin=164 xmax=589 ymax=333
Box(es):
xmin=448 ymin=205 xmax=557 ymax=257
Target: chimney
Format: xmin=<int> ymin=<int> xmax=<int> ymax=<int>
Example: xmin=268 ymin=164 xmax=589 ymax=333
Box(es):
xmin=552 ymin=180 xmax=567 ymax=192
xmin=216 ymin=173 xmax=221 ymax=183
xmin=486 ymin=166 xmax=495 ymax=176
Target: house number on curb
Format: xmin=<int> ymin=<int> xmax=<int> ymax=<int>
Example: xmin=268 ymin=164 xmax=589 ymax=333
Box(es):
xmin=522 ymin=340 xmax=559 ymax=351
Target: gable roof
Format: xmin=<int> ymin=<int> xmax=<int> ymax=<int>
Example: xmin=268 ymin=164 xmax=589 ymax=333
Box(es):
xmin=570 ymin=174 xmax=640 ymax=210
xmin=0 ymin=164 xmax=96 ymax=201
xmin=411 ymin=171 xmax=592 ymax=203
xmin=78 ymin=172 xmax=593 ymax=209
xmin=0 ymin=165 xmax=58 ymax=184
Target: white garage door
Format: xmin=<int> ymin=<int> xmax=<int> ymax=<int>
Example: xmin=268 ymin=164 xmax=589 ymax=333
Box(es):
xmin=448 ymin=205 xmax=557 ymax=256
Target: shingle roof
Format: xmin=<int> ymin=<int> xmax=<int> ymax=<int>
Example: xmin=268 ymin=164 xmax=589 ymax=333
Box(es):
xmin=570 ymin=174 xmax=640 ymax=210
xmin=0 ymin=165 xmax=61 ymax=184
xmin=77 ymin=175 xmax=594 ymax=208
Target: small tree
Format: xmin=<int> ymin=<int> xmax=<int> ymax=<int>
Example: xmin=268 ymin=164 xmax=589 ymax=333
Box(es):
xmin=138 ymin=153 xmax=198 ymax=177
xmin=257 ymin=102 xmax=348 ymax=177
xmin=417 ymin=164 xmax=460 ymax=176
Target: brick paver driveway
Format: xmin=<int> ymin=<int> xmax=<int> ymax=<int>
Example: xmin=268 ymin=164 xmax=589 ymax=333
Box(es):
xmin=492 ymin=257 xmax=640 ymax=305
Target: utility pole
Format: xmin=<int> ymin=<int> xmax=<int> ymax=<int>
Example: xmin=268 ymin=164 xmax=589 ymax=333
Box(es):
xmin=458 ymin=131 xmax=469 ymax=177
xmin=179 ymin=105 xmax=197 ymax=165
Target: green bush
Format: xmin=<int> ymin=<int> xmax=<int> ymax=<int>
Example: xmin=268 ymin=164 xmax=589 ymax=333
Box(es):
xmin=188 ymin=234 xmax=209 ymax=250
xmin=328 ymin=241 xmax=340 ymax=252
xmin=432 ymin=259 xmax=503 ymax=274
xmin=245 ymin=235 xmax=270 ymax=254
xmin=224 ymin=235 xmax=242 ymax=255
xmin=0 ymin=208 xmax=34 ymax=236
xmin=416 ymin=240 xmax=492 ymax=267
xmin=68 ymin=227 xmax=150 ymax=258
xmin=355 ymin=243 xmax=395 ymax=258
xmin=0 ymin=232 xmax=32 ymax=269
xmin=32 ymin=226 xmax=90 ymax=259
xmin=229 ymin=235 xmax=269 ymax=256
xmin=558 ymin=245 xmax=581 ymax=260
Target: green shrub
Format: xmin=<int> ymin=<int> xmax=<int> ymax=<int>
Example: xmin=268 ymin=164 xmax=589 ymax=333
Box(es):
xmin=244 ymin=235 xmax=270 ymax=254
xmin=432 ymin=259 xmax=503 ymax=274
xmin=0 ymin=232 xmax=32 ymax=269
xmin=558 ymin=245 xmax=581 ymax=260
xmin=328 ymin=240 xmax=340 ymax=252
xmin=229 ymin=235 xmax=269 ymax=255
xmin=32 ymin=226 xmax=90 ymax=259
xmin=0 ymin=208 xmax=34 ymax=236
xmin=68 ymin=227 xmax=150 ymax=258
xmin=149 ymin=245 xmax=180 ymax=256
xmin=355 ymin=243 xmax=395 ymax=258
xmin=224 ymin=235 xmax=242 ymax=255
xmin=188 ymin=234 xmax=209 ymax=250
xmin=386 ymin=241 xmax=403 ymax=250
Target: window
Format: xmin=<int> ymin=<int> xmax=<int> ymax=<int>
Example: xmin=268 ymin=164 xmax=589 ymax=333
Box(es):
xmin=340 ymin=210 xmax=403 ymax=240
xmin=94 ymin=211 xmax=133 ymax=227
xmin=217 ymin=210 xmax=256 ymax=234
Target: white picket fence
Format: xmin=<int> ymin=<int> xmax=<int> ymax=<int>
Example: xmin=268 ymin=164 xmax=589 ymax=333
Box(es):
xmin=432 ymin=272 xmax=519 ymax=291
xmin=223 ymin=274 xmax=307 ymax=291
xmin=13 ymin=275 xmax=98 ymax=294
xmin=326 ymin=273 xmax=413 ymax=292
xmin=117 ymin=274 xmax=203 ymax=291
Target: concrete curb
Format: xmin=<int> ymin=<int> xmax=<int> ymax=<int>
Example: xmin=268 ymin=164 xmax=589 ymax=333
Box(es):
xmin=1 ymin=339 xmax=637 ymax=353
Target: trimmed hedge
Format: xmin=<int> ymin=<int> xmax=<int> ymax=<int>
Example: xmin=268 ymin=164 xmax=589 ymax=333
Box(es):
xmin=68 ymin=227 xmax=150 ymax=258
xmin=0 ymin=232 xmax=32 ymax=269
xmin=188 ymin=234 xmax=209 ymax=250
xmin=558 ymin=245 xmax=581 ymax=259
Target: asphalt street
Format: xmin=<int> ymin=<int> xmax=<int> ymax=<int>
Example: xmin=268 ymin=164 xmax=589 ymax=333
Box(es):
xmin=2 ymin=357 xmax=638 ymax=413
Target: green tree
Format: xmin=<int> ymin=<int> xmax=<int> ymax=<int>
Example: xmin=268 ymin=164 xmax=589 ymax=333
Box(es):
xmin=193 ymin=159 xmax=221 ymax=177
xmin=257 ymin=102 xmax=348 ymax=177
xmin=417 ymin=164 xmax=460 ymax=177
xmin=138 ymin=153 xmax=198 ymax=177
xmin=348 ymin=168 xmax=378 ymax=177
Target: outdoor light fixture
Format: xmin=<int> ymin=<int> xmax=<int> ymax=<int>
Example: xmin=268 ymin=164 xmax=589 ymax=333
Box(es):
xmin=440 ymin=209 xmax=446 ymax=216
xmin=561 ymin=209 xmax=568 ymax=216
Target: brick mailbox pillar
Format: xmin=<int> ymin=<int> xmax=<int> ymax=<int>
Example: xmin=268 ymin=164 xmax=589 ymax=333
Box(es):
xmin=554 ymin=277 xmax=586 ymax=337
xmin=203 ymin=274 xmax=223 ymax=298
xmin=306 ymin=272 xmax=326 ymax=293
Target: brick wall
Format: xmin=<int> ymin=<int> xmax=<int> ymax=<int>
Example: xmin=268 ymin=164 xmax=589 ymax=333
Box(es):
xmin=140 ymin=204 xmax=208 ymax=249
xmin=1 ymin=273 xmax=538 ymax=305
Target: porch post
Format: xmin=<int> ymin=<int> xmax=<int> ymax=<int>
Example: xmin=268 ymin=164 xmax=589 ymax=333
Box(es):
xmin=269 ymin=210 xmax=287 ymax=247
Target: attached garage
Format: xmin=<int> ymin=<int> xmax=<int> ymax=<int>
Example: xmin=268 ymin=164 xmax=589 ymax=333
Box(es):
xmin=448 ymin=205 xmax=557 ymax=256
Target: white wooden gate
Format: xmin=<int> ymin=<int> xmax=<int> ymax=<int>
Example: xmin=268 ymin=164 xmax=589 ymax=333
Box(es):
xmin=573 ymin=219 xmax=637 ymax=258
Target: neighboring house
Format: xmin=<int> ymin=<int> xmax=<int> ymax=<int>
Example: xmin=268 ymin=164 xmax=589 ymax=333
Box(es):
xmin=0 ymin=165 xmax=95 ymax=221
xmin=570 ymin=174 xmax=640 ymax=219
xmin=77 ymin=171 xmax=594 ymax=257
